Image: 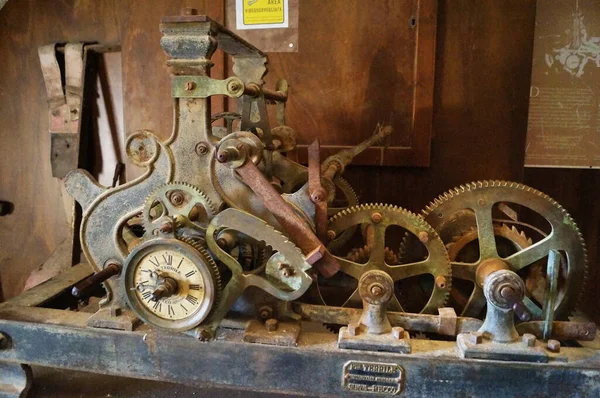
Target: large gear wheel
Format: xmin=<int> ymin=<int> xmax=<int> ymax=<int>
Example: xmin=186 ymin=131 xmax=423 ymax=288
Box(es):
xmin=326 ymin=203 xmax=452 ymax=314
xmin=422 ymin=181 xmax=588 ymax=320
xmin=143 ymin=182 xmax=217 ymax=239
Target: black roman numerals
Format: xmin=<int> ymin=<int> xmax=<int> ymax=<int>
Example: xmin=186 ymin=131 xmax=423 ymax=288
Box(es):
xmin=163 ymin=254 xmax=173 ymax=265
xmin=189 ymin=284 xmax=200 ymax=290
xmin=185 ymin=270 xmax=196 ymax=278
xmin=149 ymin=257 xmax=160 ymax=267
xmin=186 ymin=295 xmax=198 ymax=305
xmin=152 ymin=301 xmax=162 ymax=312
xmin=177 ymin=258 xmax=184 ymax=269
xmin=142 ymin=291 xmax=152 ymax=301
xmin=168 ymin=305 xmax=175 ymax=317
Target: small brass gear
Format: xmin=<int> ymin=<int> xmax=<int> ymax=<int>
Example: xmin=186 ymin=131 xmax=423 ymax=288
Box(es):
xmin=347 ymin=245 xmax=399 ymax=265
xmin=326 ymin=203 xmax=452 ymax=314
xmin=421 ymin=180 xmax=588 ymax=320
xmin=143 ymin=182 xmax=217 ymax=239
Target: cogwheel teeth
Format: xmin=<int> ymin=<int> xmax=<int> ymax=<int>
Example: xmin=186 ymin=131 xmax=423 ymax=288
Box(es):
xmin=421 ymin=180 xmax=588 ymax=318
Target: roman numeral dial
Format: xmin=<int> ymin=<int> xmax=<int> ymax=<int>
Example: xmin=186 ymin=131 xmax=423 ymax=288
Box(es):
xmin=132 ymin=248 xmax=207 ymax=321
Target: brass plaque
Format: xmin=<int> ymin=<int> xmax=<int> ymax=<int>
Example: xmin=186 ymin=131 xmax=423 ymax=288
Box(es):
xmin=342 ymin=361 xmax=403 ymax=395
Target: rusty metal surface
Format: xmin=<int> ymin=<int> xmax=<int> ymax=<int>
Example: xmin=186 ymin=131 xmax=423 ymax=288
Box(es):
xmin=517 ymin=320 xmax=597 ymax=341
xmin=243 ymin=319 xmax=300 ymax=347
xmin=236 ymin=160 xmax=340 ymax=277
xmin=307 ymin=140 xmax=327 ymax=242
xmin=0 ymin=310 xmax=598 ymax=397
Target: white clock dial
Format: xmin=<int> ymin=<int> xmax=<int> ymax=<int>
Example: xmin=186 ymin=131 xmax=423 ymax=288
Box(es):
xmin=133 ymin=249 xmax=206 ymax=320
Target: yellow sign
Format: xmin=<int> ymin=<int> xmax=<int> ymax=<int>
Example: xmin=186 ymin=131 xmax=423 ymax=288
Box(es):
xmin=238 ymin=0 xmax=287 ymax=29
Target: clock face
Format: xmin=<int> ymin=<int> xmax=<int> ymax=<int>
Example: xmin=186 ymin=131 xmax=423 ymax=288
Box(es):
xmin=123 ymin=239 xmax=218 ymax=331
xmin=133 ymin=249 xmax=205 ymax=320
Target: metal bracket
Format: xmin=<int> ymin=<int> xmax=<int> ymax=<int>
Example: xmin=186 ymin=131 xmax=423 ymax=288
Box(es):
xmin=171 ymin=75 xmax=244 ymax=98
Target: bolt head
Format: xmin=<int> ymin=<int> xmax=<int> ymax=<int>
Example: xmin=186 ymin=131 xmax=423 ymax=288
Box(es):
xmin=327 ymin=230 xmax=336 ymax=240
xmin=477 ymin=198 xmax=486 ymax=206
xmin=170 ymin=192 xmax=184 ymax=206
xmin=184 ymin=81 xmax=196 ymax=91
xmin=369 ymin=283 xmax=384 ymax=297
xmin=418 ymin=231 xmax=429 ymax=243
xmin=522 ymin=333 xmax=537 ymax=347
xmin=258 ymin=306 xmax=273 ymax=320
xmin=195 ymin=142 xmax=209 ymax=156
xmin=435 ymin=276 xmax=447 ymax=289
xmin=466 ymin=331 xmax=483 ymax=345
xmin=392 ymin=327 xmax=405 ymax=339
xmin=370 ymin=212 xmax=383 ymax=223
xmin=547 ymin=339 xmax=561 ymax=353
xmin=265 ymin=318 xmax=279 ymax=332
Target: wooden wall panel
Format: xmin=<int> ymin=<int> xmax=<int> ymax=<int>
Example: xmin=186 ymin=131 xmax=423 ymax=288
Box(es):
xmin=0 ymin=0 xmax=123 ymax=300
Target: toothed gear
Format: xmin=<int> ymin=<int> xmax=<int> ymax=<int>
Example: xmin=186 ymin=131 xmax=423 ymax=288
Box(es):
xmin=178 ymin=236 xmax=222 ymax=306
xmin=143 ymin=182 xmax=217 ymax=239
xmin=347 ymin=245 xmax=400 ymax=265
xmin=327 ymin=203 xmax=452 ymax=314
xmin=325 ymin=176 xmax=360 ymax=252
xmin=422 ymin=180 xmax=588 ymax=320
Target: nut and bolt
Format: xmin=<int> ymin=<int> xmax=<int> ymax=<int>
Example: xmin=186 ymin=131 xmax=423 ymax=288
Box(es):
xmin=327 ymin=230 xmax=336 ymax=240
xmin=310 ymin=188 xmax=327 ymax=203
xmin=369 ymin=283 xmax=384 ymax=298
xmin=435 ymin=276 xmax=447 ymax=289
xmin=392 ymin=327 xmax=405 ymax=340
xmin=370 ymin=212 xmax=382 ymax=224
xmin=547 ymin=339 xmax=561 ymax=353
xmin=184 ymin=81 xmax=196 ymax=91
xmin=347 ymin=323 xmax=359 ymax=336
xmin=466 ymin=331 xmax=483 ymax=345
xmin=196 ymin=329 xmax=211 ymax=341
xmin=170 ymin=191 xmax=185 ymax=206
xmin=418 ymin=231 xmax=429 ymax=243
xmin=227 ymin=80 xmax=242 ymax=93
xmin=195 ymin=142 xmax=209 ymax=156
xmin=258 ymin=306 xmax=273 ymax=320
xmin=522 ymin=333 xmax=537 ymax=347
xmin=265 ymin=318 xmax=279 ymax=332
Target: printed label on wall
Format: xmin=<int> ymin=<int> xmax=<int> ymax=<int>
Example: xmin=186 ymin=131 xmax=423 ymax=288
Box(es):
xmin=236 ymin=0 xmax=289 ymax=30
xmin=526 ymin=0 xmax=600 ymax=168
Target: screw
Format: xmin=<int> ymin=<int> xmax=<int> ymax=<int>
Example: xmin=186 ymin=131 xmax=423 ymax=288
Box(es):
xmin=547 ymin=339 xmax=561 ymax=353
xmin=370 ymin=212 xmax=382 ymax=223
xmin=466 ymin=331 xmax=483 ymax=345
xmin=159 ymin=222 xmax=173 ymax=234
xmin=258 ymin=306 xmax=273 ymax=320
xmin=435 ymin=276 xmax=447 ymax=289
xmin=195 ymin=142 xmax=209 ymax=156
xmin=327 ymin=230 xmax=336 ymax=240
xmin=185 ymin=81 xmax=196 ymax=91
xmin=170 ymin=191 xmax=184 ymax=206
xmin=392 ymin=327 xmax=405 ymax=339
xmin=478 ymin=198 xmax=486 ymax=206
xmin=347 ymin=323 xmax=359 ymax=336
xmin=265 ymin=318 xmax=279 ymax=332
xmin=196 ymin=329 xmax=211 ymax=341
xmin=418 ymin=231 xmax=429 ymax=243
xmin=182 ymin=7 xmax=198 ymax=15
xmin=310 ymin=188 xmax=327 ymax=203
xmin=227 ymin=80 xmax=242 ymax=93
xmin=522 ymin=333 xmax=537 ymax=347
xmin=370 ymin=283 xmax=384 ymax=297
